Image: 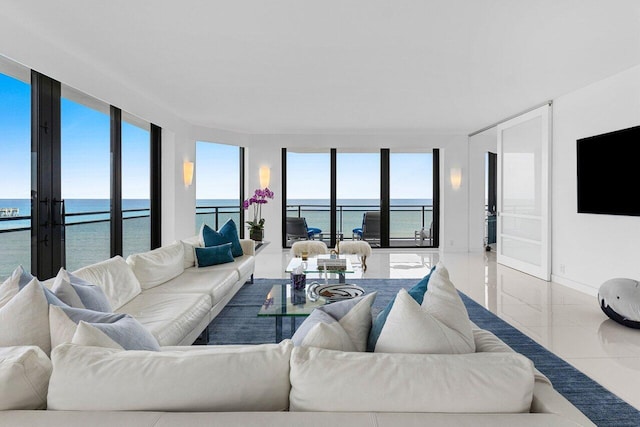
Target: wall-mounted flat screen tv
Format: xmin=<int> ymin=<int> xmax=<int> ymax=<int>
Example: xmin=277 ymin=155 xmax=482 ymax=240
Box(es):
xmin=577 ymin=125 xmax=640 ymax=216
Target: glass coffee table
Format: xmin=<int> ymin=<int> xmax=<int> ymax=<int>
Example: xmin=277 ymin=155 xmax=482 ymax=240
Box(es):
xmin=258 ymin=283 xmax=329 ymax=342
xmin=285 ymin=255 xmax=355 ymax=284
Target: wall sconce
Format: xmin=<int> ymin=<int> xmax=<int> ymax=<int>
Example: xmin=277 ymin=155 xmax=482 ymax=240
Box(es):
xmin=259 ymin=166 xmax=271 ymax=188
xmin=450 ymin=168 xmax=462 ymax=190
xmin=183 ymin=161 xmax=194 ymax=187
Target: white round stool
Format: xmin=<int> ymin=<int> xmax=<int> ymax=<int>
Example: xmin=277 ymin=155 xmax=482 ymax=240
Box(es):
xmin=337 ymin=240 xmax=372 ymax=271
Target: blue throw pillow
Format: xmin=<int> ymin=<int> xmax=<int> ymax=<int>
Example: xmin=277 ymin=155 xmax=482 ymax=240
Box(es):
xmin=201 ymin=219 xmax=244 ymax=257
xmin=195 ymin=243 xmax=235 ymax=267
xmin=366 ymin=266 xmax=436 ymax=352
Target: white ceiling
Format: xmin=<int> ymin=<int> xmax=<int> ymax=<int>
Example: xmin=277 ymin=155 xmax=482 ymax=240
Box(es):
xmin=3 ymin=0 xmax=640 ymax=134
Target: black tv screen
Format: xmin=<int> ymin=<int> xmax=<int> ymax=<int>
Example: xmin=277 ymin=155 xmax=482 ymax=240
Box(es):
xmin=577 ymin=125 xmax=640 ymax=216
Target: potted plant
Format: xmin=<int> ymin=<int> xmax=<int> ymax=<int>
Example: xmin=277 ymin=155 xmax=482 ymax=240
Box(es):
xmin=243 ymin=187 xmax=274 ymax=241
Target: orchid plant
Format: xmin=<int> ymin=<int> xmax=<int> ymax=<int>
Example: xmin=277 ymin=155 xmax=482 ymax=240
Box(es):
xmin=243 ymin=187 xmax=275 ymax=232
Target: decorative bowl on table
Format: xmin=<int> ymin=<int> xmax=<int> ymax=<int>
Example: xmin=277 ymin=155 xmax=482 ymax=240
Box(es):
xmin=307 ymin=283 xmax=364 ymax=302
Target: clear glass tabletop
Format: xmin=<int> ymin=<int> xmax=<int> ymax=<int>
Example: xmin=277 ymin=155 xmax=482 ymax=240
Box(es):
xmin=257 ymin=284 xmax=329 ymax=317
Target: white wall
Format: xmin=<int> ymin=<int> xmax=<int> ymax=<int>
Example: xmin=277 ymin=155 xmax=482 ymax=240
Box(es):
xmin=468 ymin=128 xmax=497 ymax=252
xmin=552 ymin=64 xmax=640 ymax=294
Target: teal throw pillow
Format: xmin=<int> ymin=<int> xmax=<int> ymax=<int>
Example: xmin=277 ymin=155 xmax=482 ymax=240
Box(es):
xmin=366 ymin=266 xmax=436 ymax=352
xmin=195 ymin=243 xmax=235 ymax=267
xmin=202 ymin=219 xmax=243 ymax=257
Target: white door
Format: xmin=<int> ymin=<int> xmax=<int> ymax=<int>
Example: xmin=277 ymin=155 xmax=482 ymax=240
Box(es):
xmin=496 ymin=104 xmax=551 ymax=281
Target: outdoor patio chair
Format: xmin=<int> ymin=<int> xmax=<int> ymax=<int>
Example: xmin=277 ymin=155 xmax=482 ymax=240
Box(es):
xmin=286 ymin=217 xmax=322 ymax=241
xmin=352 ymin=211 xmax=381 ymax=242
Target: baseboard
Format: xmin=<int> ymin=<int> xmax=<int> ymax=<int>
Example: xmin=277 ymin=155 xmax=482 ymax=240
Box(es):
xmin=551 ymin=274 xmax=598 ymax=297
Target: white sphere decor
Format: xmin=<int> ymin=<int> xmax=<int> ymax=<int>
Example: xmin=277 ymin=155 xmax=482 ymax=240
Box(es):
xmin=598 ymin=278 xmax=640 ymax=329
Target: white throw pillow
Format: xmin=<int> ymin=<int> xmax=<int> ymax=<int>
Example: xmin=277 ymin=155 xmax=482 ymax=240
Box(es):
xmin=48 ymin=341 xmax=293 ymax=411
xmin=303 ymin=321 xmax=357 ymax=352
xmin=0 ymin=346 xmax=52 ymax=410
xmin=126 ymin=242 xmax=185 ymax=289
xmin=0 ymin=280 xmax=51 ymax=355
xmin=289 ymin=346 xmax=534 ymax=413
xmin=375 ymin=263 xmax=475 ymax=354
xmin=180 ymin=236 xmax=201 ymax=268
xmin=0 ymin=266 xmax=25 ymax=308
xmin=292 ymin=292 xmax=377 ymax=352
xmin=72 ymin=256 xmax=141 ymax=311
xmin=422 ymin=263 xmax=475 ymax=351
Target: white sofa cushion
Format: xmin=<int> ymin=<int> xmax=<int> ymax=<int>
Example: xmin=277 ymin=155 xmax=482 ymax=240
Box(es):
xmin=126 ymin=242 xmax=185 ymax=290
xmin=0 ymin=280 xmax=51 ymax=355
xmin=72 ymin=256 xmax=142 ymax=311
xmin=375 ymin=264 xmax=475 ymax=354
xmin=196 ymin=254 xmax=254 ymax=281
xmin=289 ymin=346 xmax=535 ymax=413
xmin=144 ymin=267 xmax=239 ymax=307
xmin=0 ymin=346 xmax=52 ymax=410
xmin=292 ymin=292 xmax=377 ymax=352
xmin=115 ymin=292 xmax=212 ymax=346
xmin=48 ymin=341 xmax=293 ymax=411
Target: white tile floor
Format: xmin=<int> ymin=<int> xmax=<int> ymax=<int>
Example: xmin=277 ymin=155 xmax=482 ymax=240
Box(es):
xmin=255 ymin=246 xmax=640 ymax=410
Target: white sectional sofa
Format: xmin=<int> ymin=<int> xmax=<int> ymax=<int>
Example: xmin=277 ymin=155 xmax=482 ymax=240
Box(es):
xmin=0 ymin=245 xmax=596 ymax=426
xmin=72 ymin=237 xmax=256 ymax=346
xmin=0 ymin=328 xmax=594 ymax=426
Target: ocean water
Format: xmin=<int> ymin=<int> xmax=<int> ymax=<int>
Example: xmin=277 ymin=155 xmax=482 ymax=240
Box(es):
xmin=0 ymin=198 xmax=432 ymax=279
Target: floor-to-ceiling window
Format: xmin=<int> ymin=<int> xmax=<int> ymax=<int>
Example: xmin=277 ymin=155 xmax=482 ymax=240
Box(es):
xmin=0 ymin=65 xmax=31 ymax=279
xmin=122 ymin=114 xmax=150 ymax=258
xmin=61 ymin=87 xmax=111 ymax=271
xmin=337 ymin=151 xmax=380 ymax=243
xmin=0 ymin=55 xmax=160 ymax=279
xmin=389 ymin=152 xmax=434 ymax=247
xmin=195 ymin=142 xmax=241 ymax=233
xmin=282 ymin=148 xmax=439 ymax=249
xmin=285 ymin=150 xmax=330 ymax=247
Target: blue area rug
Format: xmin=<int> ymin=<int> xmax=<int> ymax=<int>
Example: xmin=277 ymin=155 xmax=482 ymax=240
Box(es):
xmin=207 ymin=278 xmax=640 ymax=426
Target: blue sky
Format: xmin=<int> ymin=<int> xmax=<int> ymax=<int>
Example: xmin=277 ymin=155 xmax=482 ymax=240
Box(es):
xmin=0 ymin=73 xmax=151 ymax=199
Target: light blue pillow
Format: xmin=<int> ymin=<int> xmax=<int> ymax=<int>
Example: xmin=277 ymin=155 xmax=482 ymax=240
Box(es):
xmin=195 ymin=243 xmax=235 ymax=267
xmin=51 ymin=269 xmax=112 ymax=312
xmin=367 ymin=266 xmax=436 ymax=352
xmin=292 ymin=292 xmax=377 ymax=352
xmin=16 ymin=266 xmax=68 ymax=307
xmin=201 ymin=219 xmax=244 ymax=257
xmin=54 ymin=305 xmax=160 ymax=351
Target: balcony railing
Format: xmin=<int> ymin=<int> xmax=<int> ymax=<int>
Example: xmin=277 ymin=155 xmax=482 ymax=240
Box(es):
xmin=286 ymin=203 xmax=434 ymax=244
xmin=0 ymin=208 xmax=151 ymax=277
